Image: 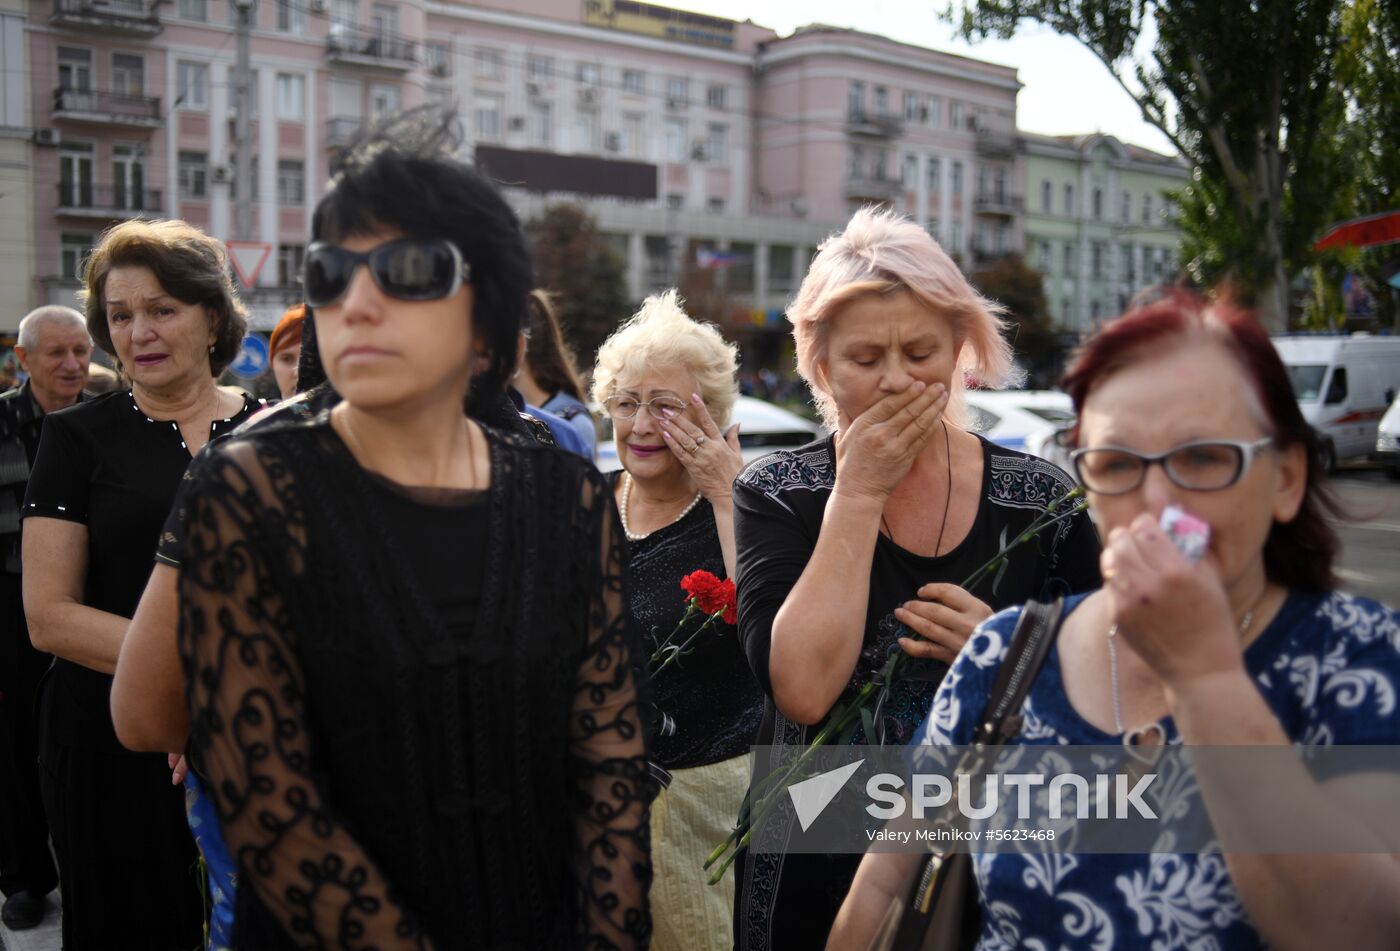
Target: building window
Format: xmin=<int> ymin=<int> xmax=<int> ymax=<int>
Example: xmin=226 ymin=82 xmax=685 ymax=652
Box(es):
xmin=873 ymin=86 xmax=888 ymax=116
xmin=275 ymin=73 xmax=305 ymax=120
xmin=951 ymin=161 xmax=963 ymax=195
xmin=1122 ymin=243 xmax=1135 ymax=282
xmin=902 ymin=154 xmax=917 ymax=188
xmin=1091 ymin=241 xmax=1105 ymax=279
xmin=847 ymin=144 xmax=864 ymax=180
xmin=1037 ymin=239 xmax=1052 ymax=272
xmin=528 ymin=100 xmax=552 ymax=147
xmin=1091 ymin=299 xmax=1101 ymax=320
xmin=277 ymin=243 xmax=304 ymax=288
xmin=666 ymin=193 xmax=684 ymax=211
xmin=950 ymin=220 xmax=963 ymax=251
xmin=1062 ymin=296 xmax=1072 ymax=322
xmin=950 ymin=101 xmax=963 ymax=129
xmin=368 ymin=82 xmax=399 ymax=119
xmin=1121 ymin=190 xmax=1132 ymax=221
xmin=527 ymin=55 xmax=553 ymax=84
xmin=178 ymin=151 xmax=207 ymax=199
xmin=768 ymin=244 xmax=795 ymax=294
xmin=1041 ymin=179 xmax=1052 ymax=212
xmin=475 ymin=94 xmax=501 ymax=140
xmin=707 ymin=197 xmax=725 ymax=214
xmin=177 ymin=61 xmax=208 ymax=109
xmin=60 ymin=233 xmax=94 ymax=281
xmin=926 ymin=96 xmax=941 ymax=126
xmin=1063 ymin=242 xmax=1075 ymax=274
xmin=276 ymin=0 xmax=305 ymax=33
xmin=622 ymin=69 xmax=644 ymax=95
xmin=664 ymin=117 xmax=686 ymax=162
xmin=1092 ymin=187 xmax=1103 ymax=219
xmin=577 ymin=62 xmax=600 ymax=86
xmin=848 ymin=81 xmax=864 ymax=118
xmin=621 ymin=113 xmax=644 ymax=156
xmin=112 ymin=53 xmax=144 ymax=97
xmin=666 ymin=76 xmax=688 ymax=107
xmin=706 ymin=123 xmax=728 ymax=163
xmin=706 ymin=84 xmax=726 ymax=109
xmin=1063 ymin=182 xmax=1075 ymax=216
xmin=573 ymin=110 xmax=599 ymax=152
xmin=475 ymin=48 xmax=502 ymax=79
xmin=927 ymin=156 xmax=941 ymax=191
xmin=903 ymin=92 xmax=920 ymax=121
xmin=57 ymin=47 xmax=93 ymax=95
xmin=177 ymin=0 xmax=206 ymax=20
xmin=427 ymin=42 xmax=451 ymax=77
xmin=1142 ymin=194 xmax=1153 ymax=223
xmin=277 ymin=160 xmax=305 ymax=205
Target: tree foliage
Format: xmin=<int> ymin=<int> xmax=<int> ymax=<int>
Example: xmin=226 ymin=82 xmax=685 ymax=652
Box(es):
xmin=952 ymin=0 xmax=1356 ymax=329
xmin=526 ymin=203 xmax=631 ymax=368
xmin=968 ymin=254 xmax=1061 ymax=386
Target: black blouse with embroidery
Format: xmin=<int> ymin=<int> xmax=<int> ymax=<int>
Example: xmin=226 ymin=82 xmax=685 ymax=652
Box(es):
xmin=177 ymin=416 xmax=657 ymax=950
xmin=20 ymin=388 xmax=260 ymax=753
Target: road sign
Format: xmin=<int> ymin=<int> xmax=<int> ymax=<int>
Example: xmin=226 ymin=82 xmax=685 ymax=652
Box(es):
xmin=226 ymin=241 xmax=273 ymax=288
xmin=229 ymin=333 xmax=269 ymax=378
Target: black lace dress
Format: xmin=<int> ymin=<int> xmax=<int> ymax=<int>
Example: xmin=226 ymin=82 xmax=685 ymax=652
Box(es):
xmin=177 ymin=415 xmax=656 ymax=949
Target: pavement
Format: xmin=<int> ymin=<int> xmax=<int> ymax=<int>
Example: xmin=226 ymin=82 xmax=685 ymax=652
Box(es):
xmin=2 ymin=464 xmax=1396 ymax=951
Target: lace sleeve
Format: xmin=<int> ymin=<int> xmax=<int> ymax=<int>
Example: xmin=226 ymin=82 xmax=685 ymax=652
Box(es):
xmin=569 ymin=474 xmax=656 ymax=950
xmin=179 ymin=441 xmax=432 ymax=950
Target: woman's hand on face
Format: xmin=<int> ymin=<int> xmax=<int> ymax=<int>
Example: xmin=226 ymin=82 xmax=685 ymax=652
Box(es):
xmin=894 ymin=583 xmax=993 ymax=663
xmin=1101 ymin=512 xmax=1242 ymax=689
xmin=660 ymin=393 xmax=745 ymax=504
xmin=834 ymin=382 xmax=949 ymax=504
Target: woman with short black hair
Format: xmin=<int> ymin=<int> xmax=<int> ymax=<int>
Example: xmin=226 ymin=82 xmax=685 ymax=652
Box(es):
xmin=176 ymin=110 xmax=655 ymax=949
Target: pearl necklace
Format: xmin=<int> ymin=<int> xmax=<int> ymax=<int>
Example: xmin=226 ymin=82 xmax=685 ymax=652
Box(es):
xmin=619 ymin=472 xmax=702 ymax=542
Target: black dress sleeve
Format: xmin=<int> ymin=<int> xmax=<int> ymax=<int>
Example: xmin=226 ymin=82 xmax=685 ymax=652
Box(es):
xmin=1046 ymin=502 xmax=1103 ymax=598
xmin=732 ymin=472 xmax=819 ymax=698
xmin=21 ymin=408 xmax=92 ymax=524
xmin=178 ymin=439 xmax=432 ymax=950
xmin=568 ymin=473 xmax=656 ymax=950
xmin=154 ymin=468 xmax=193 ymax=568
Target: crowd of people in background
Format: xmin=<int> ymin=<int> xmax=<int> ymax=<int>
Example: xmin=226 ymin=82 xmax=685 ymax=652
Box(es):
xmin=0 ymin=106 xmax=1397 ymax=951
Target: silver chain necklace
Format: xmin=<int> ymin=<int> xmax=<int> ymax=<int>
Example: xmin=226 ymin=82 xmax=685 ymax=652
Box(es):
xmin=619 ymin=471 xmax=702 ymax=542
xmin=1107 ymin=593 xmax=1266 ymax=735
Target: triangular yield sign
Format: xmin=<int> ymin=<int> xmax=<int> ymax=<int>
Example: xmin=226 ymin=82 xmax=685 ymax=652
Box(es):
xmin=226 ymin=241 xmax=273 ymax=289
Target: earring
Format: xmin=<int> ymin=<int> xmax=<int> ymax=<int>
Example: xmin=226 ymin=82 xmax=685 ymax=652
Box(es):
xmin=208 ymin=344 xmax=215 ymax=353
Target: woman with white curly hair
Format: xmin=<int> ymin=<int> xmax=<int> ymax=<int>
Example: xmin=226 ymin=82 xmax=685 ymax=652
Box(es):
xmin=593 ymin=290 xmax=763 ymax=950
xmin=730 ymin=207 xmax=1103 ymax=949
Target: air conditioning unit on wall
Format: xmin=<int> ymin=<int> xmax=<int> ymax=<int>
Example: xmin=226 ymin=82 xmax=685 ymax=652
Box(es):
xmin=604 ymin=131 xmax=621 ymax=152
xmin=34 ymin=128 xmax=61 ymax=146
xmin=210 ymin=164 xmax=232 ymax=184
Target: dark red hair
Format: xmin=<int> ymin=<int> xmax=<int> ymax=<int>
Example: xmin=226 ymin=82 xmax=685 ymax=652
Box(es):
xmin=1060 ymin=291 xmax=1341 ymax=591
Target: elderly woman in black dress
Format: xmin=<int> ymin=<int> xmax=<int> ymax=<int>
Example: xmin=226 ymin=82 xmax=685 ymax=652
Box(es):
xmin=22 ymin=218 xmax=258 ymax=948
xmin=173 ymin=114 xmax=654 ymax=949
xmin=592 ymin=289 xmax=763 ymax=950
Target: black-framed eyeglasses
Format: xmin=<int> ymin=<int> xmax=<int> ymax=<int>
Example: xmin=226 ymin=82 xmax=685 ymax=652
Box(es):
xmin=603 ymin=394 xmax=688 ymax=421
xmin=1071 ymin=437 xmax=1274 ymax=495
xmin=302 ymin=238 xmax=471 ymax=308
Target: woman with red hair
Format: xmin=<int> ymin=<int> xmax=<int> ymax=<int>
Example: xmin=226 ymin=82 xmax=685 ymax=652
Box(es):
xmin=834 ymin=292 xmax=1400 ymax=949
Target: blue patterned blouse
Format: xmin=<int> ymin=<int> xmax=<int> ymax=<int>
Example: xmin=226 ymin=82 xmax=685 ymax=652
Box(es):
xmin=915 ymin=588 xmax=1400 ymax=950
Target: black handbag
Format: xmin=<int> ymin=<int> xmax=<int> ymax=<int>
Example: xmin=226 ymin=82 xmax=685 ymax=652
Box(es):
xmin=876 ymin=597 xmax=1065 ymax=951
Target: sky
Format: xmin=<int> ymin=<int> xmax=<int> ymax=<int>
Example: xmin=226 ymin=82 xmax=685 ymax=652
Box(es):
xmin=685 ymin=0 xmax=1177 ymax=156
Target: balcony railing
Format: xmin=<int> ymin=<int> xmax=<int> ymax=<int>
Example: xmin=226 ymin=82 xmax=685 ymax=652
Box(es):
xmin=973 ymin=192 xmax=1025 ymax=216
xmin=53 ymin=88 xmax=161 ymax=125
xmin=844 ymin=175 xmax=901 ymax=203
xmin=325 ymin=116 xmax=363 ymax=146
xmin=326 ymin=25 xmax=416 ymax=70
xmin=55 ymin=182 xmax=162 ymax=219
xmin=51 ymin=0 xmax=161 ymax=36
xmin=846 ymin=111 xmax=903 ymax=139
xmin=975 ymin=128 xmax=1019 ymax=157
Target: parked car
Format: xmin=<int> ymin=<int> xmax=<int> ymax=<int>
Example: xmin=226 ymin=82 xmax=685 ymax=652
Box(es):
xmin=1378 ymin=394 xmax=1400 ymax=481
xmin=1272 ymin=334 xmax=1400 ymax=471
xmin=963 ymin=389 xmax=1076 ymax=467
xmin=595 ymin=395 xmax=825 ymax=473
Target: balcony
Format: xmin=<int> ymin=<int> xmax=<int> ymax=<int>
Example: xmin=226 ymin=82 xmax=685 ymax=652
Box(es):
xmin=844 ymin=174 xmax=901 ymax=204
xmin=55 ymin=182 xmax=162 ymax=219
xmin=53 ymin=88 xmax=161 ymax=127
xmin=326 ymin=25 xmax=416 ymax=71
xmin=846 ymin=111 xmax=903 ymax=139
xmin=973 ymin=192 xmax=1024 ymax=216
xmin=325 ymin=116 xmax=363 ymax=147
xmin=975 ymin=128 xmax=1019 ymax=157
xmin=50 ymin=0 xmax=161 ymax=36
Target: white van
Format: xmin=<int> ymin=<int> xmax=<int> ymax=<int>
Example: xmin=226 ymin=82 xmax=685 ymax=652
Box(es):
xmin=1273 ymin=335 xmax=1400 ymax=470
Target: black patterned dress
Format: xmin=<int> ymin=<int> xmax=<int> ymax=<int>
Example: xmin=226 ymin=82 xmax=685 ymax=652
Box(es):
xmin=730 ymin=434 xmax=1103 ymax=951
xmin=177 ymin=415 xmax=657 ymax=949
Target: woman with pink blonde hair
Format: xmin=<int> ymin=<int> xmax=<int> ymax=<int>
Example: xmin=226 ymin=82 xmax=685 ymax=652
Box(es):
xmin=730 ymin=207 xmax=1102 ymax=949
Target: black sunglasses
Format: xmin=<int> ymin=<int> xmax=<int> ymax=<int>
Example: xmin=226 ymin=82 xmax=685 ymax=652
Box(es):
xmin=302 ymin=238 xmax=471 ymax=308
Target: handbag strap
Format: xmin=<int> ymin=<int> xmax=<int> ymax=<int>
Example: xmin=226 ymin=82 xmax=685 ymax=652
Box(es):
xmin=970 ymin=597 xmax=1064 ymax=748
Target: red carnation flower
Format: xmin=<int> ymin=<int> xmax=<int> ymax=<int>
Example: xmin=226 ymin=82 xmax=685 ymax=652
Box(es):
xmin=680 ymin=570 xmax=738 ymax=625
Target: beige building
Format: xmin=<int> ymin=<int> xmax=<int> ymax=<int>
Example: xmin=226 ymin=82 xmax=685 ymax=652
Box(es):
xmin=0 ymin=0 xmax=36 ymax=330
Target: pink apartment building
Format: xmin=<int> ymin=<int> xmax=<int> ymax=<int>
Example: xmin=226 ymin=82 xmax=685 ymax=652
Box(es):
xmin=20 ymin=0 xmax=1026 ymax=348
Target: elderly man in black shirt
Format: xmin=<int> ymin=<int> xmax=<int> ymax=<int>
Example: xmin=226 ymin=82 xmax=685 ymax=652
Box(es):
xmin=0 ymin=305 xmax=91 ymax=931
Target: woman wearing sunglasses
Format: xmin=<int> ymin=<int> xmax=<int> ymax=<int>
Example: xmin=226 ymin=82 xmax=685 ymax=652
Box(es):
xmin=172 ymin=115 xmax=655 ymax=949
xmin=833 ymin=293 xmax=1400 ymax=949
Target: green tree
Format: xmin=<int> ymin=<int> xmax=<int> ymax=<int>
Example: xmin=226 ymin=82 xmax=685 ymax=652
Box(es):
xmin=526 ymin=203 xmax=631 ymax=366
xmin=968 ymin=254 xmax=1061 ymax=386
xmin=952 ymin=0 xmax=1355 ymax=330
